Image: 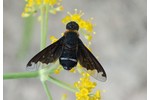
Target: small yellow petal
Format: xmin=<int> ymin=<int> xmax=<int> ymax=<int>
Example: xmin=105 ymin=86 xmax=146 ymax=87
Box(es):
xmin=62 ymin=16 xmax=71 ymax=23
xmin=61 ymin=94 xmax=67 ymax=100
xmin=36 ymin=0 xmax=42 ymax=5
xmin=56 ymin=6 xmax=64 ymax=11
xmin=54 ymin=65 xmax=63 ymax=74
xmin=50 ymin=36 xmax=58 ymax=43
xmin=21 ymin=12 xmax=30 ymax=17
xmin=69 ymin=68 xmax=76 ymax=73
xmin=95 ymin=90 xmax=101 ymax=98
xmin=84 ymin=34 xmax=92 ymax=41
xmin=80 ymin=88 xmax=89 ymax=95
xmin=44 ymin=0 xmax=49 ymax=4
xmin=49 ymin=0 xmax=57 ymax=5
xmin=54 ymin=69 xmax=60 ymax=74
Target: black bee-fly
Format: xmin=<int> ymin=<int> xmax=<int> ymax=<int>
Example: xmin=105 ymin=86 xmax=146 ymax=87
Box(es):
xmin=27 ymin=21 xmax=107 ymax=82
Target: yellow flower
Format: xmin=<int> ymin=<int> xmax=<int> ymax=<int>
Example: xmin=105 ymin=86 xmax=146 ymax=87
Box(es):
xmin=22 ymin=0 xmax=63 ymax=17
xmin=49 ymin=0 xmax=57 ymax=5
xmin=50 ymin=36 xmax=58 ymax=43
xmin=62 ymin=9 xmax=84 ymax=23
xmin=69 ymin=67 xmax=76 ymax=73
xmin=95 ymin=90 xmax=101 ymax=99
xmin=89 ymin=90 xmax=101 ymax=100
xmin=61 ymin=94 xmax=67 ymax=100
xmin=76 ymin=88 xmax=89 ymax=100
xmin=74 ymin=72 xmax=101 ymax=100
xmin=84 ymin=34 xmax=92 ymax=41
xmin=54 ymin=65 xmax=63 ymax=74
xmin=62 ymin=9 xmax=95 ymax=45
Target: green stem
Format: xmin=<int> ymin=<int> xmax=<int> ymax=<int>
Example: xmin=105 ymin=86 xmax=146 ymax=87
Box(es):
xmin=48 ymin=76 xmax=78 ymax=93
xmin=3 ymin=63 xmax=58 ymax=80
xmin=3 ymin=71 xmax=39 ymax=80
xmin=40 ymin=6 xmax=46 ymax=50
xmin=44 ymin=5 xmax=49 ymax=41
xmin=40 ymin=5 xmax=49 ymax=50
xmin=40 ymin=5 xmax=53 ymax=100
xmin=42 ymin=81 xmax=53 ymax=100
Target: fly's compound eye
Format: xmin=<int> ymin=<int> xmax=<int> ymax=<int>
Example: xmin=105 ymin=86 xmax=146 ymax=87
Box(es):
xmin=66 ymin=21 xmax=79 ymax=31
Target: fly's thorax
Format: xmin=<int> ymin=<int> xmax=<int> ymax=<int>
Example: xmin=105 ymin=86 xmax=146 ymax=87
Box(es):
xmin=64 ymin=31 xmax=79 ymax=46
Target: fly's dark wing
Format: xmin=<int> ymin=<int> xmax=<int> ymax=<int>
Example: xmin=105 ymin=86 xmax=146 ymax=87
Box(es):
xmin=78 ymin=38 xmax=107 ymax=82
xmin=26 ymin=36 xmax=64 ymax=70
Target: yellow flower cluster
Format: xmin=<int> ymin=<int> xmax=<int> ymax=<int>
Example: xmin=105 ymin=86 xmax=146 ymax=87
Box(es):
xmin=74 ymin=72 xmax=101 ymax=100
xmin=62 ymin=9 xmax=95 ymax=42
xmin=22 ymin=0 xmax=63 ymax=17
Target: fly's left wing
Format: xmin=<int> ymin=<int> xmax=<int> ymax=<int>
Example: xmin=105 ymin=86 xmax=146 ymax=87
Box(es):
xmin=26 ymin=36 xmax=64 ymax=70
xmin=77 ymin=38 xmax=107 ymax=82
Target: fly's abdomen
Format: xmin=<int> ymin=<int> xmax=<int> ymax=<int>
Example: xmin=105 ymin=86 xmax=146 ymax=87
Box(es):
xmin=59 ymin=48 xmax=78 ymax=70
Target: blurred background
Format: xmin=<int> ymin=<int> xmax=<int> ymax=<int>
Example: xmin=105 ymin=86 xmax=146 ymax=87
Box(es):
xmin=3 ymin=0 xmax=147 ymax=100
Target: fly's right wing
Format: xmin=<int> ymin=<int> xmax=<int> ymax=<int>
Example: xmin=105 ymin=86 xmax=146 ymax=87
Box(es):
xmin=78 ymin=38 xmax=107 ymax=82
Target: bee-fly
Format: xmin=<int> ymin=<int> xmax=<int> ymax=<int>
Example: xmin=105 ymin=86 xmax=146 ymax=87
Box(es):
xmin=27 ymin=21 xmax=107 ymax=82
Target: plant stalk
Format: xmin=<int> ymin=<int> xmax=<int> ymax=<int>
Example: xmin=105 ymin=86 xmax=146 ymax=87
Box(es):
xmin=3 ymin=71 xmax=39 ymax=79
xmin=42 ymin=81 xmax=53 ymax=100
xmin=40 ymin=5 xmax=49 ymax=50
xmin=48 ymin=76 xmax=78 ymax=93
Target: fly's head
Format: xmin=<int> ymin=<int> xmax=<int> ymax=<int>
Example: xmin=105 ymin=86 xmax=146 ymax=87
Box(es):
xmin=66 ymin=21 xmax=79 ymax=31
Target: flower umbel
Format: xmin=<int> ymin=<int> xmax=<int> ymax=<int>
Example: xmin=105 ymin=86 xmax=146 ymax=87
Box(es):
xmin=62 ymin=9 xmax=95 ymax=45
xmin=74 ymin=72 xmax=101 ymax=100
xmin=22 ymin=0 xmax=63 ymax=17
